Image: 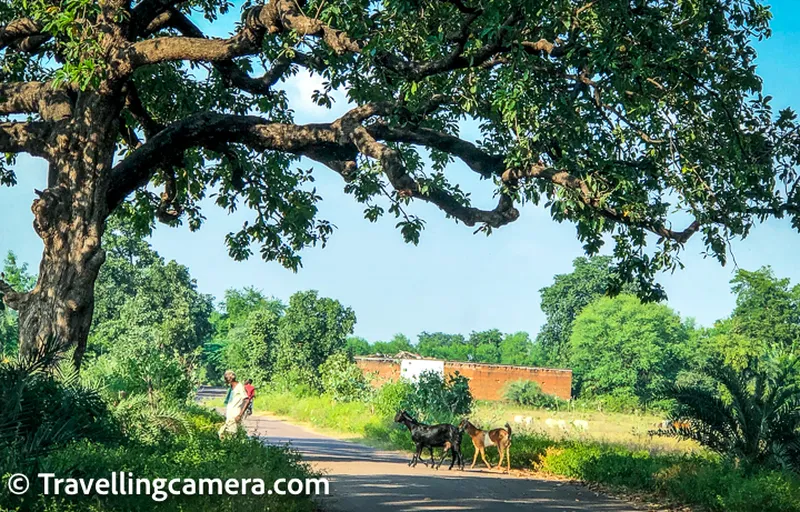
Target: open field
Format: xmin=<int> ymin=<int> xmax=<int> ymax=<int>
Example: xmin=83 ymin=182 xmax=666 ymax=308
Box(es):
xmin=468 ymin=401 xmax=702 ymax=455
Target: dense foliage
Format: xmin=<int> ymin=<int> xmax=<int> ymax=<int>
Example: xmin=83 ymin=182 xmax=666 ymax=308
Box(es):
xmin=0 ymin=252 xmax=36 ymax=357
xmin=399 ymin=370 xmax=473 ymax=424
xmin=319 ymin=351 xmax=372 ymax=403
xmin=273 ymin=290 xmax=357 ymax=391
xmin=504 ymin=380 xmax=566 ymax=409
xmin=536 ymin=256 xmax=638 ymax=365
xmin=569 ymin=294 xmax=691 ymax=406
xmin=666 ymin=351 xmax=800 ymax=472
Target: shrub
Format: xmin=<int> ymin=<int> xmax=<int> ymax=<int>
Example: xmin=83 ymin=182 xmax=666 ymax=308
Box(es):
xmin=372 ymin=380 xmax=413 ymax=417
xmin=538 ymin=442 xmax=672 ymax=489
xmin=656 ymin=460 xmax=800 ymax=512
xmin=401 ymin=371 xmax=472 ymax=424
xmin=82 ymin=330 xmax=194 ymax=404
xmin=318 ymin=351 xmax=371 ymax=402
xmin=111 ymin=392 xmax=191 ymax=444
xmin=664 ymin=351 xmax=800 ymax=471
xmin=4 ymin=428 xmax=318 ymax=512
xmin=0 ymin=349 xmax=118 ymax=475
xmin=271 ymin=366 xmax=321 ymax=396
xmin=504 ymin=380 xmax=565 ymax=409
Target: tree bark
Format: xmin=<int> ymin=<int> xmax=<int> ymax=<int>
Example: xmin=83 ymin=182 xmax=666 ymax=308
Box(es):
xmin=14 ymin=94 xmax=120 ymax=368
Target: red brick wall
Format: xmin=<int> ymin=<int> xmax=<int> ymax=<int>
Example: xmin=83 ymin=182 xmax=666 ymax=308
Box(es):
xmin=356 ymin=358 xmax=401 ymax=386
xmin=444 ymin=362 xmax=571 ymax=400
xmin=355 ymin=358 xmax=572 ymax=401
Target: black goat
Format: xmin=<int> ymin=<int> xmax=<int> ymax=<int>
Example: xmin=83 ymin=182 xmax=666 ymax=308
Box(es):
xmin=394 ymin=410 xmax=464 ymax=470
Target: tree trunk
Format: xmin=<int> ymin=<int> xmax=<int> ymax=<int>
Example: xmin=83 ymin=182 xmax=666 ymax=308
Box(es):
xmin=15 ymin=95 xmax=120 ymax=369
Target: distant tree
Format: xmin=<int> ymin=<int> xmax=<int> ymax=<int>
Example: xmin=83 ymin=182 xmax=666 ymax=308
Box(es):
xmin=537 ymin=256 xmax=638 ymax=365
xmin=569 ymin=294 xmax=689 ymax=405
xmin=319 ymin=351 xmax=371 ymax=403
xmin=84 ymin=327 xmax=194 ymax=403
xmin=687 ymin=268 xmax=800 ymax=374
xmin=729 ymin=267 xmax=800 ymax=350
xmin=474 ymin=342 xmax=501 ymax=363
xmin=345 ymin=336 xmax=371 ymax=356
xmin=212 ymin=287 xmax=285 ymax=339
xmin=498 ymin=331 xmax=537 ymax=366
xmin=274 ymin=290 xmax=356 ymax=389
xmin=416 ymin=332 xmax=469 ymax=361
xmin=0 ymin=252 xmax=36 ymax=356
xmin=84 ymin=219 xmax=213 ymax=397
xmin=468 ymin=329 xmax=503 ymax=363
xmin=221 ymin=308 xmax=280 ymax=386
xmin=371 ymin=333 xmax=413 ymax=355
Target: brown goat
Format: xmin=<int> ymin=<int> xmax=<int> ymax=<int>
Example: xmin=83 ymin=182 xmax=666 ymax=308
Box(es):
xmin=458 ymin=419 xmax=512 ymax=472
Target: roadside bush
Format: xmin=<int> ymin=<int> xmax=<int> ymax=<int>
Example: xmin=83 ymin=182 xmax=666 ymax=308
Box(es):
xmin=4 ymin=428 xmax=318 ymax=512
xmin=401 ymin=371 xmax=472 ymax=423
xmin=657 ymin=461 xmax=800 ymax=512
xmin=0 ymin=352 xmax=118 ymax=477
xmin=504 ymin=380 xmax=565 ymax=409
xmin=318 ymin=351 xmax=371 ymax=402
xmin=82 ymin=330 xmax=194 ymax=404
xmin=538 ymin=442 xmax=673 ymax=489
xmin=271 ymin=366 xmax=321 ymax=397
xmin=372 ymin=380 xmax=413 ymax=417
xmin=664 ymin=351 xmax=800 ymax=472
xmin=111 ymin=392 xmax=191 ymax=444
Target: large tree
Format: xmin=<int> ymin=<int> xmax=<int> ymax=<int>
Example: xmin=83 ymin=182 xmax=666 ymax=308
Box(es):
xmin=569 ymin=293 xmax=691 ymax=405
xmin=1 ymin=0 xmax=799 ymax=366
xmin=536 ymin=255 xmax=637 ymax=365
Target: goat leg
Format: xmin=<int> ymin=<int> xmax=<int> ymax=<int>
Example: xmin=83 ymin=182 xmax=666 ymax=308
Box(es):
xmin=481 ymin=448 xmax=492 ymax=469
xmin=410 ymin=444 xmax=423 ymax=467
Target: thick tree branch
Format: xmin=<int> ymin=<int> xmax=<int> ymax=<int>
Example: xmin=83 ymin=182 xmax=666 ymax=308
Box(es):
xmin=124 ymin=82 xmax=164 ymax=137
xmin=106 ymin=113 xmax=354 ymax=210
xmin=0 ymin=273 xmax=25 ymax=311
xmin=367 ymin=122 xmax=503 ymax=178
xmin=107 ymin=106 xmax=701 ymax=241
xmin=0 ymin=82 xmax=73 ymax=121
xmin=505 ymin=164 xmax=700 ymax=243
xmin=129 ymin=0 xmax=185 ymax=38
xmin=370 ymin=119 xmax=700 ymax=242
xmin=0 ymin=121 xmax=52 ymax=157
xmin=346 ymin=123 xmax=519 ymax=227
xmin=128 ymin=1 xmax=359 ymax=69
xmin=162 ymin=9 xmax=295 ymax=95
xmin=0 ymin=18 xmax=50 ymax=52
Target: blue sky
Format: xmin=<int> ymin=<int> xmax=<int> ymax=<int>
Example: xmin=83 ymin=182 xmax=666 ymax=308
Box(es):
xmin=2 ymin=1 xmax=800 ymax=343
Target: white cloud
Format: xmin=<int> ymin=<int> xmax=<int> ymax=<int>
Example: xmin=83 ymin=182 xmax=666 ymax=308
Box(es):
xmin=280 ymin=70 xmax=352 ymax=123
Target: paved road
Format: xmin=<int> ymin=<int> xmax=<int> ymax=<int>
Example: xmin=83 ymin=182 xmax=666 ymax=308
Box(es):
xmin=242 ymin=414 xmax=647 ymax=512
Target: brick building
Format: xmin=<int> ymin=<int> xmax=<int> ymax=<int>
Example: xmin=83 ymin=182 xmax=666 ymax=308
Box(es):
xmin=355 ymin=356 xmax=572 ymax=401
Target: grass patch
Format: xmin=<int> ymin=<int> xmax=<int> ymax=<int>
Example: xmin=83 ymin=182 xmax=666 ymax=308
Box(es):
xmin=1 ymin=407 xmax=318 ymax=512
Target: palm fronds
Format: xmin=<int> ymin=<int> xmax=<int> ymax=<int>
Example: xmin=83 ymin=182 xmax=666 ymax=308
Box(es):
xmin=0 ymin=336 xmax=115 ymax=470
xmin=663 ymin=351 xmax=800 ymax=472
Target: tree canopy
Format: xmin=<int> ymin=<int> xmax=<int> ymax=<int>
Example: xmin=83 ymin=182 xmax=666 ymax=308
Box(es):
xmin=536 ymin=255 xmax=637 ymax=365
xmin=2 ymin=0 xmax=800 ymax=362
xmin=569 ymin=293 xmax=690 ymax=406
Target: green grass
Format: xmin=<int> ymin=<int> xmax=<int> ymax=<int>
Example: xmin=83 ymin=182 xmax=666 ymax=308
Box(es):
xmin=1 ymin=407 xmax=319 ymax=512
xmin=231 ymin=391 xmax=800 ymax=512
